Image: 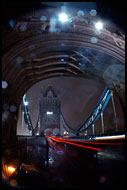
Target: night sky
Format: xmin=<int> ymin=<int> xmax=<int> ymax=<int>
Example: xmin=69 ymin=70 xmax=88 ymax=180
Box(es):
xmin=2 ymin=2 xmax=124 ymax=135
xmin=2 ymin=2 xmax=125 ymax=32
xmin=17 ymin=77 xmax=124 ymax=135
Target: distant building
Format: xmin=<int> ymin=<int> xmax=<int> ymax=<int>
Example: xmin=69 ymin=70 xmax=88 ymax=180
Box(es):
xmin=37 ymin=85 xmax=61 ymax=136
xmin=18 ymin=85 xmax=75 ymax=137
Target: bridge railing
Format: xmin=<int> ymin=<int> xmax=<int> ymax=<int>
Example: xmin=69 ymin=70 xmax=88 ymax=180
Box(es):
xmin=23 ymin=87 xmax=113 ymax=136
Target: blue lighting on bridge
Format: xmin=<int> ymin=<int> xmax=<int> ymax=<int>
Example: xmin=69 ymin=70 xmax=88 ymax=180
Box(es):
xmin=61 ymin=59 xmax=65 ymax=62
xmin=56 ymin=150 xmax=64 ymax=155
xmin=9 ymin=19 xmax=16 ymax=28
xmin=23 ymin=86 xmax=113 ymax=137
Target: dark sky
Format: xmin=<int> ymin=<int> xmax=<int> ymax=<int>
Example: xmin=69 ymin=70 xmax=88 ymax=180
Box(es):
xmin=17 ymin=77 xmax=124 ymax=135
xmin=2 ymin=2 xmax=125 ymax=31
xmin=2 ymin=2 xmax=125 ymax=135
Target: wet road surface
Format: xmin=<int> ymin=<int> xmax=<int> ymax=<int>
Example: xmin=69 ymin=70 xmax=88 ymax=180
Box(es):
xmin=2 ymin=136 xmax=125 ymax=189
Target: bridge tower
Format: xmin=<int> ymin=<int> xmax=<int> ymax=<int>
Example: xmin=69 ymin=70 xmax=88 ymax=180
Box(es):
xmin=38 ymin=85 xmax=61 ymax=136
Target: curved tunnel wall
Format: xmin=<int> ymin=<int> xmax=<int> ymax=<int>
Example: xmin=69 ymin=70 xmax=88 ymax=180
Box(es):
xmin=2 ymin=8 xmax=125 ymax=144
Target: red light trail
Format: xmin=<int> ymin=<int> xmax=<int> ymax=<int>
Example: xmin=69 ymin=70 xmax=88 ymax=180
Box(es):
xmin=56 ymin=137 xmax=123 ymax=146
xmin=46 ymin=136 xmax=102 ymax=151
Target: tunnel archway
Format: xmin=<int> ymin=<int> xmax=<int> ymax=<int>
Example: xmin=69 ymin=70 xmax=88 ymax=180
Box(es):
xmin=2 ymin=5 xmax=125 ymax=144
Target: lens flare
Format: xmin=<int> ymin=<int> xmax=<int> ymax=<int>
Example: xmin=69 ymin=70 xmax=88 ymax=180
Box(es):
xmin=91 ymin=37 xmax=98 ymax=43
xmin=8 ymin=166 xmax=16 ymax=172
xmin=59 ymin=13 xmax=68 ymax=23
xmin=95 ymin=21 xmax=103 ymax=30
xmin=90 ymin=9 xmax=97 ymax=16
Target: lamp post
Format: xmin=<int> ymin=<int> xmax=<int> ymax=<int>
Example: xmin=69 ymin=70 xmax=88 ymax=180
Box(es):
xmin=111 ymin=92 xmax=118 ymax=131
xmin=101 ymin=112 xmax=104 ymax=134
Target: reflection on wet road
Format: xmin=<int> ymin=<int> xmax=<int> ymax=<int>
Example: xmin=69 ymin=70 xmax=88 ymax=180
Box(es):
xmin=2 ymin=136 xmax=125 ymax=188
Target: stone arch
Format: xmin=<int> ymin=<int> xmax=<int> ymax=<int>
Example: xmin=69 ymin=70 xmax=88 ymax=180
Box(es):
xmin=2 ymin=7 xmax=125 ymax=143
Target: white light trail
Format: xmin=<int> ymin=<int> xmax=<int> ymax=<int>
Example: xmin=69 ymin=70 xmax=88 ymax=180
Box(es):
xmin=94 ymin=135 xmax=125 ymax=140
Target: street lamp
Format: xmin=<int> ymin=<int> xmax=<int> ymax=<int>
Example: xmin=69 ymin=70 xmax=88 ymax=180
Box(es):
xmin=24 ymin=101 xmax=28 ymax=106
xmin=58 ymin=13 xmax=69 ymax=23
xmin=95 ymin=21 xmax=103 ymax=30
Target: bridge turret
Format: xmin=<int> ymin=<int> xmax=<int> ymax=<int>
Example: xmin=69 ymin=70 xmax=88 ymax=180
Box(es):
xmin=38 ymin=85 xmax=61 ymax=136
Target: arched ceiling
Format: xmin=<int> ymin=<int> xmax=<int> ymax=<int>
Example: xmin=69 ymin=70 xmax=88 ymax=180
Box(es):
xmin=2 ymin=3 xmax=125 ymax=142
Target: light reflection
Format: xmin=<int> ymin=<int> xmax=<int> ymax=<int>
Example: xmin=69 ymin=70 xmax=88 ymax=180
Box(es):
xmin=56 ymin=150 xmax=64 ymax=155
xmin=10 ymin=105 xmax=17 ymax=112
xmin=9 ymin=19 xmax=16 ymax=28
xmin=40 ymin=15 xmax=47 ymax=22
xmin=10 ymin=179 xmax=18 ymax=187
xmin=91 ymin=36 xmax=98 ymax=43
xmin=94 ymin=29 xmax=101 ymax=35
xmin=2 ymin=111 xmax=10 ymax=121
xmin=90 ymin=9 xmax=97 ymax=16
xmin=8 ymin=166 xmax=16 ymax=172
xmin=95 ymin=21 xmax=103 ymax=30
xmin=94 ymin=135 xmax=125 ymax=140
xmin=16 ymin=56 xmax=24 ymax=64
xmin=2 ymin=81 xmax=8 ymax=89
xmin=47 ymin=136 xmax=102 ymax=151
xmin=77 ymin=10 xmax=85 ymax=17
xmin=19 ymin=24 xmax=27 ymax=31
xmin=58 ymin=13 xmax=69 ymax=23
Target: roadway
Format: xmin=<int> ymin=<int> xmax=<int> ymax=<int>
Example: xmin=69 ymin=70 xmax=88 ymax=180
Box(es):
xmin=2 ymin=134 xmax=125 ymax=188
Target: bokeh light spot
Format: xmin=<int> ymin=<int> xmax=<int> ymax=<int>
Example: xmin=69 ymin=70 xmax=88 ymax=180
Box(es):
xmin=16 ymin=56 xmax=24 ymax=64
xmin=77 ymin=10 xmax=85 ymax=17
xmin=2 ymin=81 xmax=8 ymax=89
xmin=59 ymin=13 xmax=69 ymax=23
xmin=19 ymin=24 xmax=27 ymax=31
xmin=90 ymin=9 xmax=97 ymax=16
xmin=40 ymin=15 xmax=47 ymax=22
xmin=94 ymin=29 xmax=101 ymax=35
xmin=10 ymin=105 xmax=17 ymax=112
xmin=10 ymin=179 xmax=17 ymax=187
xmin=95 ymin=21 xmax=103 ymax=30
xmin=56 ymin=150 xmax=64 ymax=155
xmin=2 ymin=111 xmax=10 ymax=121
xmin=91 ymin=36 xmax=98 ymax=43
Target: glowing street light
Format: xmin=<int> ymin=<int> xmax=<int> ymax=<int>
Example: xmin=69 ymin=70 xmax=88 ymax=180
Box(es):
xmin=24 ymin=101 xmax=28 ymax=106
xmin=47 ymin=111 xmax=53 ymax=115
xmin=8 ymin=166 xmax=16 ymax=173
xmin=23 ymin=94 xmax=28 ymax=106
xmin=95 ymin=21 xmax=103 ymax=30
xmin=58 ymin=13 xmax=69 ymax=23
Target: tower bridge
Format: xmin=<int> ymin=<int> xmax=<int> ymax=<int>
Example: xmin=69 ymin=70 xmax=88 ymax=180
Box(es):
xmin=2 ymin=2 xmax=125 ymax=188
xmin=21 ymin=85 xmax=119 ymax=138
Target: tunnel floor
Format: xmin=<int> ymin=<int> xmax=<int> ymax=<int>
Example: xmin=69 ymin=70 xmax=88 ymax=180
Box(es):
xmin=2 ymin=137 xmax=125 ymax=189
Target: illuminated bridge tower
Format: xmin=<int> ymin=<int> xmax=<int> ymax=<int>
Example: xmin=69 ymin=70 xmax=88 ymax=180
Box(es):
xmin=38 ymin=85 xmax=61 ymax=136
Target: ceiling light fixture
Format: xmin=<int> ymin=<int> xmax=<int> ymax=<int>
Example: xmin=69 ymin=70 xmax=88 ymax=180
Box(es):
xmin=59 ymin=13 xmax=69 ymax=23
xmin=95 ymin=21 xmax=103 ymax=30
